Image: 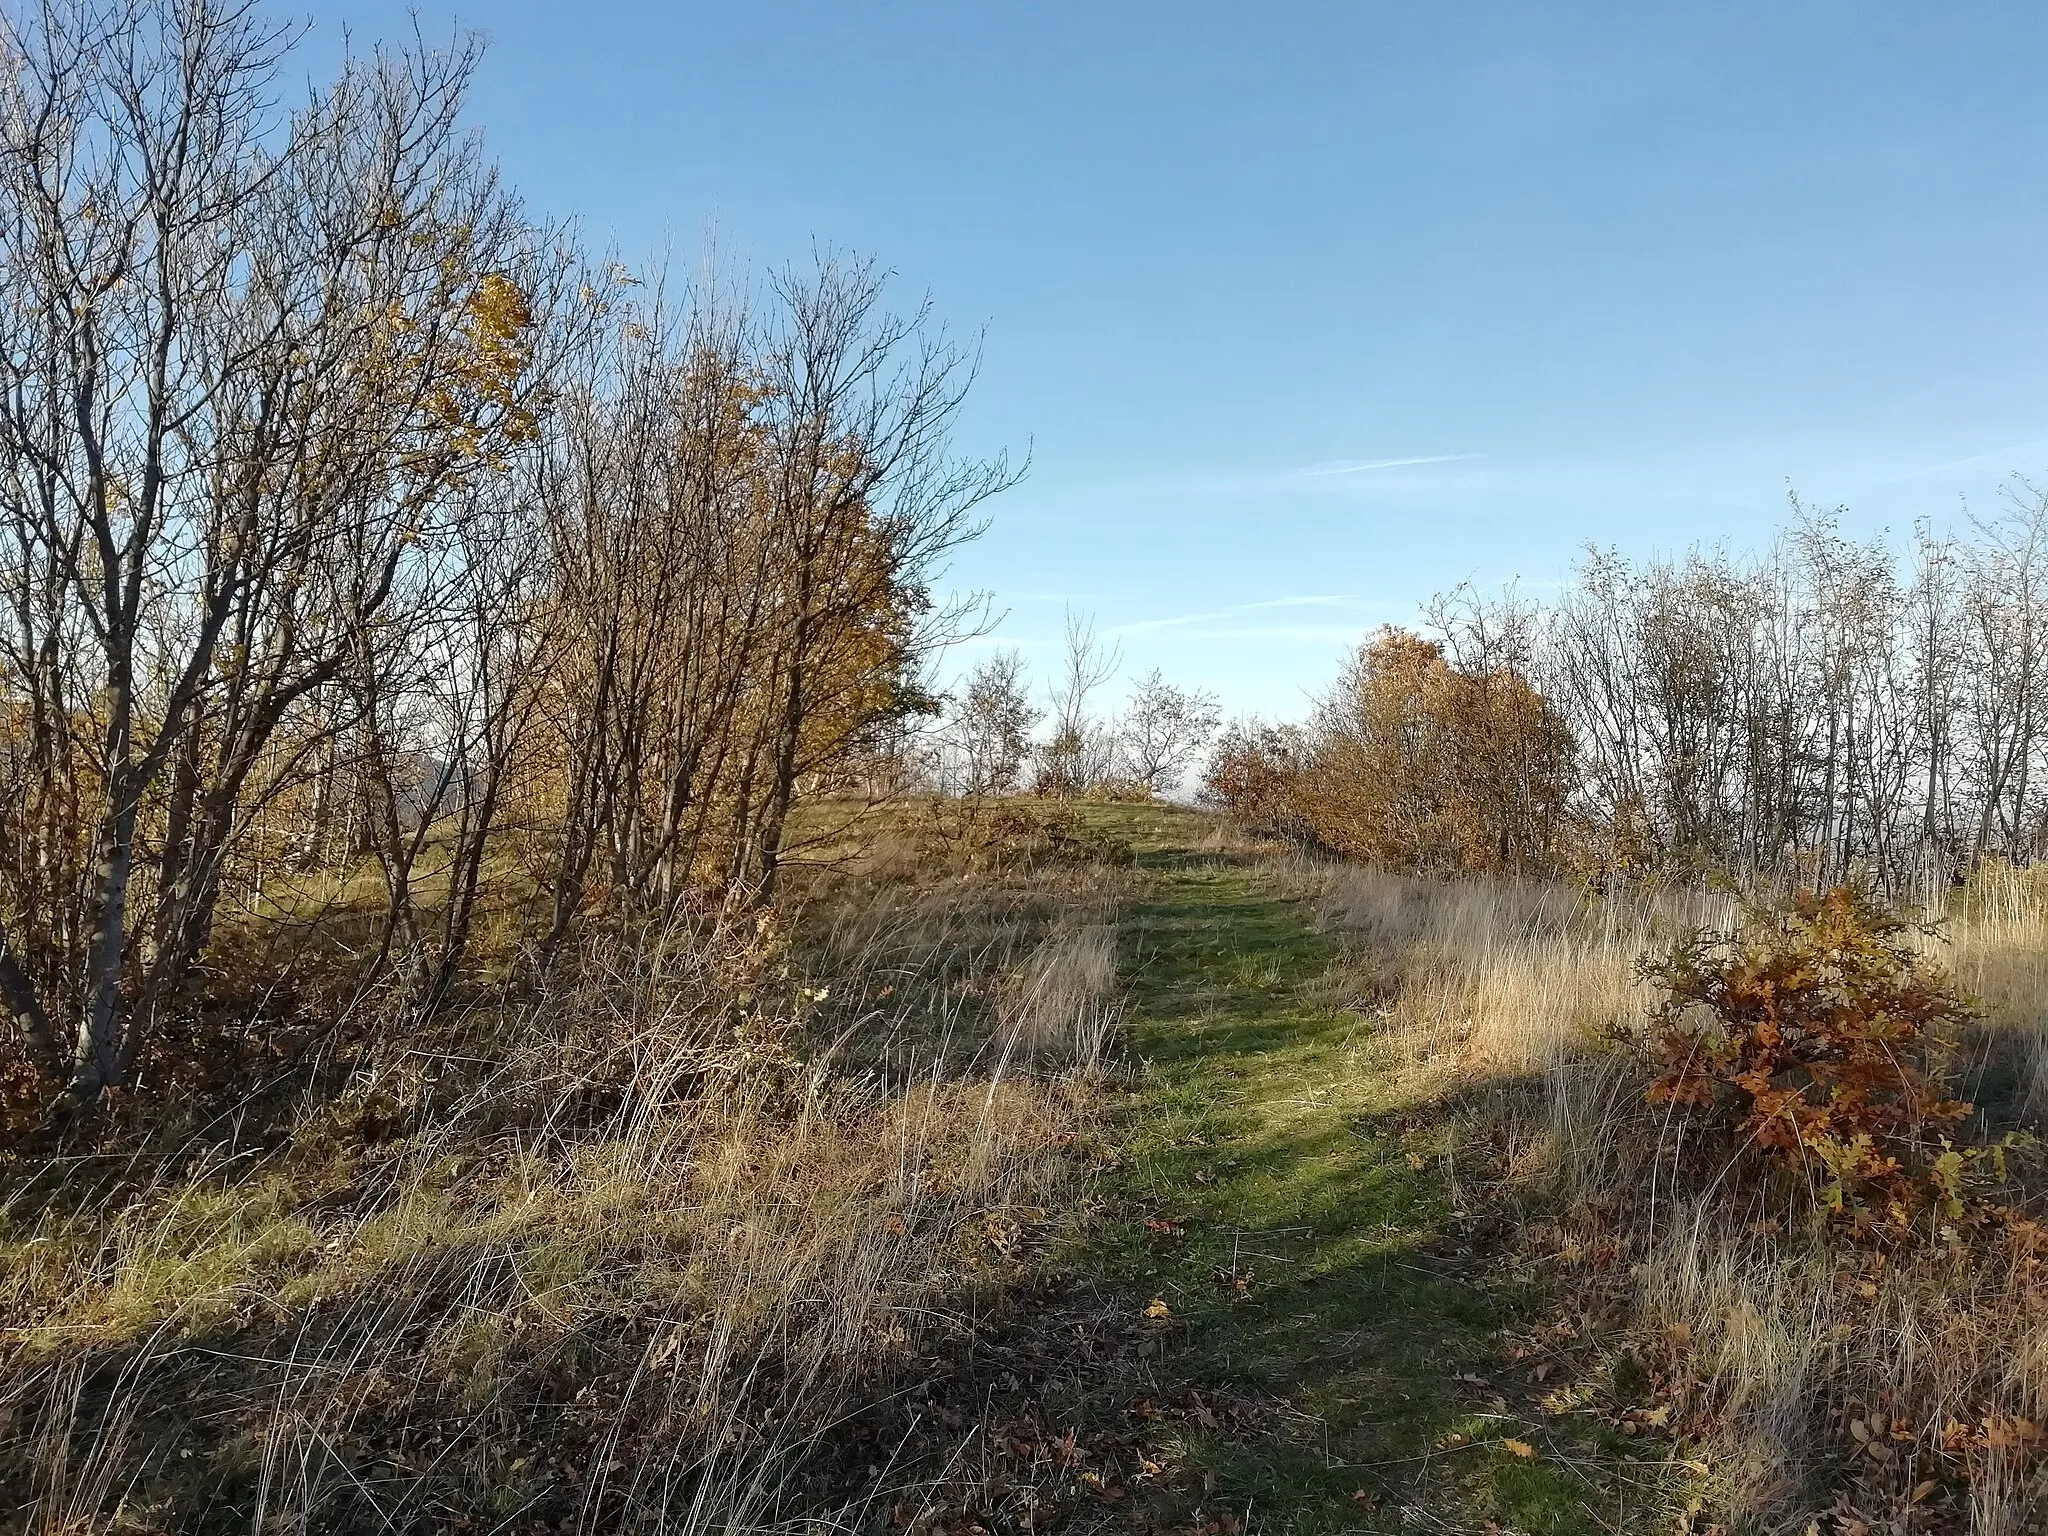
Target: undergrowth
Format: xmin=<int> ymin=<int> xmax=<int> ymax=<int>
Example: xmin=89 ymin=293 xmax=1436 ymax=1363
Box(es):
xmin=0 ymin=849 xmax=1128 ymax=1534
xmin=1298 ymin=858 xmax=2048 ymax=1534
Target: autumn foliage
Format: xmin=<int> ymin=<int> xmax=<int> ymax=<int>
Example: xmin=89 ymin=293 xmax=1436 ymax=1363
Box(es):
xmin=0 ymin=0 xmax=1017 ymax=1108
xmin=1635 ymin=886 xmax=1992 ymax=1241
xmin=1202 ymin=721 xmax=1316 ymax=845
xmin=1207 ymin=628 xmax=1576 ymax=874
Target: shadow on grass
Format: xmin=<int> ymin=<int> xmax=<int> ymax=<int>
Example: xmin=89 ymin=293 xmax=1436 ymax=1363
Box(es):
xmin=0 ymin=811 xmax=1670 ymax=1535
xmin=1082 ymin=856 xmax=1663 ymax=1534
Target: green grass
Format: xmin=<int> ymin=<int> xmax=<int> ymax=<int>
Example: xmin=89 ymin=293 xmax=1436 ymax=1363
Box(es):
xmin=1069 ymin=807 xmax=1660 ymax=1534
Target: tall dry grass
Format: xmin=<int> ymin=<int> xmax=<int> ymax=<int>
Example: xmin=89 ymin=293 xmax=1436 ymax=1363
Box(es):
xmin=0 ymin=870 xmax=1125 ymax=1534
xmin=1944 ymin=864 xmax=2048 ymax=1130
xmin=1313 ymin=864 xmax=1732 ymax=1077
xmin=1298 ymin=859 xmax=2048 ymax=1533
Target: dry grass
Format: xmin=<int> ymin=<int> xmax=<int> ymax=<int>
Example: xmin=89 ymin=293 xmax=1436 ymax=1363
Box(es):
xmin=1311 ymin=862 xmax=1730 ymax=1077
xmin=995 ymin=922 xmax=1121 ymax=1078
xmin=1944 ymin=864 xmax=2048 ymax=1130
xmin=0 ymin=864 xmax=1126 ymax=1534
xmin=1295 ymin=859 xmax=2048 ymax=1534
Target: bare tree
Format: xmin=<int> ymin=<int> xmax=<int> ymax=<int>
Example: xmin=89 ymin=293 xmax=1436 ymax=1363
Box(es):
xmin=1419 ymin=482 xmax=2048 ymax=893
xmin=0 ymin=1 xmax=557 ymax=1091
xmin=1115 ymin=669 xmax=1219 ymax=796
xmin=0 ymin=5 xmax=1021 ymax=1100
xmin=1035 ymin=608 xmax=1120 ymax=796
xmin=531 ymin=252 xmax=1016 ymax=959
xmin=948 ymin=648 xmax=1038 ymax=795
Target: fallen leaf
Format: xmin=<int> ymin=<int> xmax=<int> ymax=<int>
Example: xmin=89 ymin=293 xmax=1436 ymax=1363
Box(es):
xmin=1143 ymin=1297 xmax=1171 ymax=1319
xmin=1502 ymin=1438 xmax=1537 ymax=1459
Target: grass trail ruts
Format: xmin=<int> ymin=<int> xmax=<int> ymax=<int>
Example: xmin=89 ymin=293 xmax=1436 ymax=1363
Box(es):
xmin=1077 ymin=806 xmax=1661 ymax=1534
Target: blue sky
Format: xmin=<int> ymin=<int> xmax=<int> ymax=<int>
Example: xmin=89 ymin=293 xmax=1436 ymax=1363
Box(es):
xmin=305 ymin=2 xmax=2048 ymax=720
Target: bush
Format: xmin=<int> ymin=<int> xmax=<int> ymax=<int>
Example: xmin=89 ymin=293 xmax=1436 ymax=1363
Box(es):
xmin=906 ymin=799 xmax=1133 ymax=874
xmin=1202 ymin=629 xmax=1575 ymax=873
xmin=1201 ymin=721 xmax=1317 ymax=844
xmin=1635 ymin=886 xmax=1997 ymax=1241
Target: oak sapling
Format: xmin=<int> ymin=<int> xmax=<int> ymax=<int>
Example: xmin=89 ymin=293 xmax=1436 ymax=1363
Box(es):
xmin=1634 ymin=886 xmax=2013 ymax=1241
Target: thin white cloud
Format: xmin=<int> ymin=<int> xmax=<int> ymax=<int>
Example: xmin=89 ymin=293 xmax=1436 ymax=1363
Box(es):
xmin=1106 ymin=609 xmax=1232 ymax=638
xmin=953 ymin=633 xmax=1060 ymax=649
xmin=1177 ymin=624 xmax=1380 ymax=644
xmin=1896 ymin=439 xmax=2048 ymax=482
xmin=1103 ymin=594 xmax=1387 ymax=639
xmin=1294 ymin=453 xmax=1482 ymax=477
xmin=1037 ymin=453 xmax=1488 ymax=505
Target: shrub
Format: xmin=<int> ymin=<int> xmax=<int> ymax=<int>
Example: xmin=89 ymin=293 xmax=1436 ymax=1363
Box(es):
xmin=1202 ymin=630 xmax=1575 ymax=873
xmin=907 ymin=799 xmax=1133 ymax=874
xmin=1635 ymin=885 xmax=1993 ymax=1241
xmin=1201 ymin=721 xmax=1317 ymax=844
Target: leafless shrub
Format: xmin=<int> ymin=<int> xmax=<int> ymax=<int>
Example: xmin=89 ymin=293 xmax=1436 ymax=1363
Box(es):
xmin=1033 ymin=610 xmax=1120 ymax=799
xmin=942 ymin=649 xmax=1041 ymax=798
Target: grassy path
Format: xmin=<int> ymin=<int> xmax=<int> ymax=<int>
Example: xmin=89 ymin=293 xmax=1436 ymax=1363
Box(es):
xmin=1086 ymin=817 xmax=1641 ymax=1534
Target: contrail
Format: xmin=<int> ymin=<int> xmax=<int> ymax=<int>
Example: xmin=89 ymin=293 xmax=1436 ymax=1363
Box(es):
xmin=1297 ymin=453 xmax=1481 ymax=477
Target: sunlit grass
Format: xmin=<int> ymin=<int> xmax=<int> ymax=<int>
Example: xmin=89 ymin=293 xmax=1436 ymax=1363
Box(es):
xmin=0 ymin=840 xmax=1122 ymax=1533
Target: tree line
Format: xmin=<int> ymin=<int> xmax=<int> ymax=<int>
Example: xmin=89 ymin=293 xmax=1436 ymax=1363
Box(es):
xmin=0 ymin=0 xmax=1010 ymax=1102
xmin=1208 ymin=492 xmax=2048 ymax=895
xmin=924 ymin=611 xmax=1221 ymax=801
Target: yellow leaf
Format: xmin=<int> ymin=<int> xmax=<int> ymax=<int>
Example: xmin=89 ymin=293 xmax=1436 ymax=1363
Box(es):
xmin=1502 ymin=1438 xmax=1537 ymax=1459
xmin=1143 ymin=1297 xmax=1171 ymax=1319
